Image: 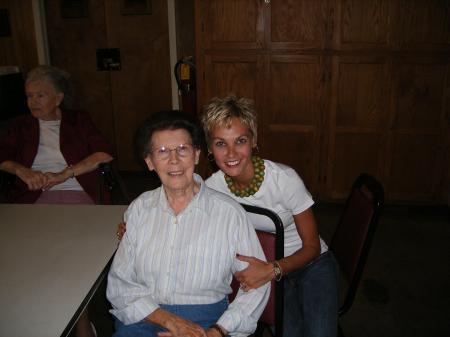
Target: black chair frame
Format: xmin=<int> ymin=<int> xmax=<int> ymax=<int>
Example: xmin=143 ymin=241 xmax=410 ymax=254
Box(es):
xmin=98 ymin=162 xmax=132 ymax=205
xmin=329 ymin=173 xmax=384 ymax=337
xmin=240 ymin=203 xmax=284 ymax=337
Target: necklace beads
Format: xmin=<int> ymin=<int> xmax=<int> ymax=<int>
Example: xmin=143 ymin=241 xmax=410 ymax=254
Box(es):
xmin=224 ymin=156 xmax=265 ymax=197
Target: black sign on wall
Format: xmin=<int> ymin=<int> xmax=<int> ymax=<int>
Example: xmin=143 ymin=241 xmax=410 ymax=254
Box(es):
xmin=96 ymin=49 xmax=121 ymax=71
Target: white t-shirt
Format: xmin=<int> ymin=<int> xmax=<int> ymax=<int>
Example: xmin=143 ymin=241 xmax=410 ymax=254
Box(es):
xmin=31 ymin=119 xmax=82 ymax=191
xmin=206 ymin=159 xmax=328 ymax=256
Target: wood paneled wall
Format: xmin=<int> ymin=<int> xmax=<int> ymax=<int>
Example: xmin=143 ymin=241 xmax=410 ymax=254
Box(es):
xmin=0 ymin=0 xmax=38 ymax=73
xmin=44 ymin=0 xmax=173 ymax=170
xmin=175 ymin=0 xmax=195 ymax=59
xmin=1 ymin=0 xmax=449 ymax=203
xmin=195 ymin=0 xmax=450 ymax=204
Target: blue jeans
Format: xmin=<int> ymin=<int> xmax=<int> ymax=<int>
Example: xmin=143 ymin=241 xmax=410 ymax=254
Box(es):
xmin=283 ymin=251 xmax=339 ymax=337
xmin=112 ymin=297 xmax=228 ymax=337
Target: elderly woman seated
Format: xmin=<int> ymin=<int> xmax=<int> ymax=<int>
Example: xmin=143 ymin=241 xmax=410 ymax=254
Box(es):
xmin=107 ymin=110 xmax=270 ymax=337
xmin=0 ymin=65 xmax=113 ymax=204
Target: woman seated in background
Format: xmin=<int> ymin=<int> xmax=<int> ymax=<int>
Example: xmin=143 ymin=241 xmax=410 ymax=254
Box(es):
xmin=107 ymin=110 xmax=269 ymax=337
xmin=0 ymin=65 xmax=113 ymax=204
xmin=202 ymin=95 xmax=339 ymax=337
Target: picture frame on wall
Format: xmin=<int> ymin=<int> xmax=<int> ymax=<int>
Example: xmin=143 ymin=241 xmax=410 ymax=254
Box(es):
xmin=120 ymin=0 xmax=152 ymax=16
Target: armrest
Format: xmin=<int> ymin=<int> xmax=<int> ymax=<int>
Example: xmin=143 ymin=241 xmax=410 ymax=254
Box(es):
xmin=98 ymin=162 xmax=132 ymax=204
xmin=98 ymin=163 xmax=116 ymax=191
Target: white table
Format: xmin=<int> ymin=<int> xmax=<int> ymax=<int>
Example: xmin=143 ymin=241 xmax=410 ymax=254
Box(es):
xmin=0 ymin=204 xmax=127 ymax=337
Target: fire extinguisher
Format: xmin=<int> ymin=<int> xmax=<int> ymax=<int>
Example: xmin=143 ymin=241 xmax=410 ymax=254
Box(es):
xmin=174 ymin=56 xmax=196 ymax=114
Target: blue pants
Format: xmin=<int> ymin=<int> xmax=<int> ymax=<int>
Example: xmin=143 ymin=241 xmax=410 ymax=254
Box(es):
xmin=283 ymin=251 xmax=339 ymax=337
xmin=112 ymin=298 xmax=228 ymax=337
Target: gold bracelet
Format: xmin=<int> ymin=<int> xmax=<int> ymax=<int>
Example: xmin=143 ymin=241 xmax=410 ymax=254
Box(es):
xmin=272 ymin=260 xmax=283 ymax=282
xmin=209 ymin=324 xmax=226 ymax=337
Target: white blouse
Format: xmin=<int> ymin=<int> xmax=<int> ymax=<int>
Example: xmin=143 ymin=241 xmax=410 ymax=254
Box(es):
xmin=107 ymin=174 xmax=270 ymax=336
xmin=31 ymin=119 xmax=82 ymax=191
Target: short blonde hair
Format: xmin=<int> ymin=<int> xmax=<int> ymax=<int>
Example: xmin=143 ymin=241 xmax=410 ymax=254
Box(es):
xmin=201 ymin=94 xmax=257 ymax=146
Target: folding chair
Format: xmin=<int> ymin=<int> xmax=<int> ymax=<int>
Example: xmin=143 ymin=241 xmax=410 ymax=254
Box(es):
xmin=229 ymin=204 xmax=284 ymax=337
xmin=329 ymin=173 xmax=384 ymax=337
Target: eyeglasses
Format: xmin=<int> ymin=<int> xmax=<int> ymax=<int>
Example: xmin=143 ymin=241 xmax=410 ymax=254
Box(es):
xmin=150 ymin=143 xmax=195 ymax=160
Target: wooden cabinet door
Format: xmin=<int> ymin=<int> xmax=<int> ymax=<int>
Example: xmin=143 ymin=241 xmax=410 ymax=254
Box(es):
xmin=327 ymin=55 xmax=390 ymax=199
xmin=199 ymin=54 xmax=263 ymax=107
xmin=333 ymin=0 xmax=393 ymax=51
xmin=267 ymin=0 xmax=331 ymax=50
xmin=393 ymin=0 xmax=450 ymax=51
xmin=386 ymin=57 xmax=448 ymax=201
xmin=196 ymin=0 xmax=264 ymax=50
xmin=260 ymin=55 xmax=326 ymax=196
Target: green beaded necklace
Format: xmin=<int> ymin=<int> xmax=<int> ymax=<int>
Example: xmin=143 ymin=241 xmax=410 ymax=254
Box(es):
xmin=224 ymin=156 xmax=265 ymax=198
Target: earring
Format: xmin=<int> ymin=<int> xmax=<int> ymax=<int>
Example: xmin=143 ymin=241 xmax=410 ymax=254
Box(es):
xmin=252 ymin=145 xmax=260 ymax=155
xmin=207 ymin=152 xmax=215 ymax=162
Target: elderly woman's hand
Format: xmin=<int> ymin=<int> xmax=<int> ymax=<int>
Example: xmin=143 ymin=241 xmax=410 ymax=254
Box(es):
xmin=234 ymin=254 xmax=274 ymax=291
xmin=158 ymin=319 xmax=207 ymax=337
xmin=43 ymin=171 xmax=69 ymax=190
xmin=16 ymin=166 xmax=48 ymax=191
xmin=149 ymin=309 xmax=207 ymax=337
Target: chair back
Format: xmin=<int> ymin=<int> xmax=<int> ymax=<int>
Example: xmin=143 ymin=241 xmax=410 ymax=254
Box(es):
xmin=98 ymin=162 xmax=132 ymax=204
xmin=229 ymin=204 xmax=284 ymax=336
xmin=329 ymin=173 xmax=384 ymax=316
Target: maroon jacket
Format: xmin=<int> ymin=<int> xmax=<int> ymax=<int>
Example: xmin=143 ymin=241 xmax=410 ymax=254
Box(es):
xmin=0 ymin=110 xmax=114 ymax=203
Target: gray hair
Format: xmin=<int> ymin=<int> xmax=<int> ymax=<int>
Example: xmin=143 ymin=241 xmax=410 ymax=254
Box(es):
xmin=201 ymin=94 xmax=258 ymax=146
xmin=26 ymin=65 xmax=71 ymax=106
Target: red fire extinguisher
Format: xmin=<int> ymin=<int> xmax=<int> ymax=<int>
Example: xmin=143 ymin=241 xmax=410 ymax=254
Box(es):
xmin=174 ymin=56 xmax=196 ymax=114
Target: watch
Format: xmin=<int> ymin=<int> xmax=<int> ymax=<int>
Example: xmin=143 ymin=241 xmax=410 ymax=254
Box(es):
xmin=272 ymin=260 xmax=283 ymax=281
